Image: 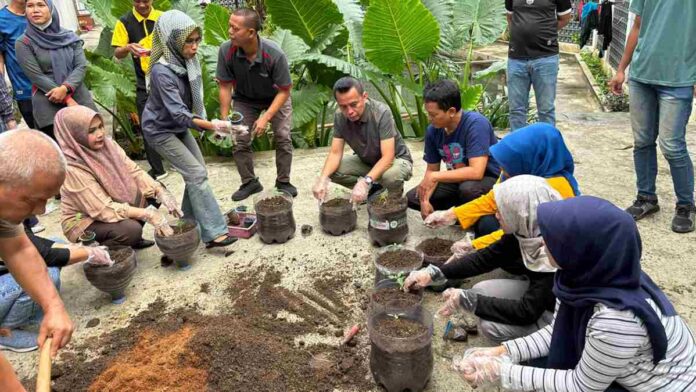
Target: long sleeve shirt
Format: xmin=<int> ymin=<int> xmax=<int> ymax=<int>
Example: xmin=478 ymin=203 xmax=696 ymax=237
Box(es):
xmin=500 ymin=300 xmax=696 ymax=391
xmin=14 ymin=36 xmax=97 ymax=128
xmin=60 ymin=145 xmax=159 ymax=242
xmin=453 ymin=176 xmax=576 ymax=250
xmin=440 ymin=234 xmax=556 ymax=325
xmin=141 ymin=63 xmax=203 ymax=141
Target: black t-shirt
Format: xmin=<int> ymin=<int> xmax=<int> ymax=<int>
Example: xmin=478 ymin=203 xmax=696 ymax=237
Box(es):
xmin=506 ymin=0 xmax=572 ymax=60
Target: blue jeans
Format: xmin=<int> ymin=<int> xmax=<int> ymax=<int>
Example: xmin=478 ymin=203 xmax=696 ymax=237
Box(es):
xmin=507 ymin=55 xmax=559 ymax=130
xmin=150 ymin=131 xmax=228 ymax=242
xmin=630 ymin=80 xmax=695 ymax=205
xmin=0 ymin=267 xmax=60 ymax=329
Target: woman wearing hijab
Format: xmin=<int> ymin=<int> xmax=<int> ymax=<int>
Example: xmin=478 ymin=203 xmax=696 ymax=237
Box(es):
xmin=425 ymin=123 xmax=580 ymax=254
xmin=141 ymin=10 xmax=237 ymax=248
xmin=57 ymin=106 xmax=181 ymax=247
xmin=456 ymin=196 xmax=696 ymax=392
xmin=15 ymin=0 xmax=97 ymax=140
xmin=405 ymin=175 xmax=561 ymax=342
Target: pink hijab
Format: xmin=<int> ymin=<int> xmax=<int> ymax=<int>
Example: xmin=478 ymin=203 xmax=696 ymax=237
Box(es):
xmin=54 ymin=106 xmax=140 ymax=205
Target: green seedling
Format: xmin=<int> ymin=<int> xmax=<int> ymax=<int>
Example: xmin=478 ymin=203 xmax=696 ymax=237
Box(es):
xmin=388 ymin=272 xmax=407 ymax=290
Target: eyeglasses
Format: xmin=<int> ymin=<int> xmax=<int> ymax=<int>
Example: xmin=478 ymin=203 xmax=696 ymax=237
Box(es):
xmin=184 ymin=37 xmax=202 ymax=45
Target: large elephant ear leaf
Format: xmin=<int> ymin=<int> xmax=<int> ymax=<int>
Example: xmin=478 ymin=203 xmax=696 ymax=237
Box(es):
xmin=362 ymin=0 xmax=440 ymax=75
xmin=455 ymin=0 xmax=507 ymax=47
xmin=269 ymin=29 xmax=310 ymax=65
xmin=111 ymin=0 xmax=172 ymax=21
xmin=204 ymin=4 xmax=231 ymax=46
xmin=265 ymin=0 xmax=343 ymax=47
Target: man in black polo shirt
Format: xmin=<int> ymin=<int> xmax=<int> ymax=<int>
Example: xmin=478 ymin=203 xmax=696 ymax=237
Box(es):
xmin=505 ymin=0 xmax=572 ymax=130
xmin=112 ymin=0 xmax=167 ymax=180
xmin=217 ymin=8 xmax=296 ymax=201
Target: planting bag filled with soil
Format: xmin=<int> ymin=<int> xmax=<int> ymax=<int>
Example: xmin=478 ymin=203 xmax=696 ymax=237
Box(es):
xmin=367 ymin=194 xmax=409 ymax=246
xmin=254 ymin=190 xmax=296 ymax=244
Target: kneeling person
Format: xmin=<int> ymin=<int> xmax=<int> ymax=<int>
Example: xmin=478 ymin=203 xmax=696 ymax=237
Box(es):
xmin=312 ymin=77 xmax=413 ymax=204
xmin=407 ymin=80 xmax=500 ymax=219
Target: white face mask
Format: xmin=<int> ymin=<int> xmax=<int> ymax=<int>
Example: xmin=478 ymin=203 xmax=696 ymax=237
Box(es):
xmin=517 ymin=238 xmax=558 ymax=273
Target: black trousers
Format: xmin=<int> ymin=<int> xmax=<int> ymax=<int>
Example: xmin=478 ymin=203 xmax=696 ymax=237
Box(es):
xmin=407 ymin=176 xmax=500 ymax=237
xmin=17 ymin=99 xmax=36 ymax=129
xmin=406 ymin=176 xmax=498 ymax=211
xmin=136 ymin=88 xmax=165 ymax=176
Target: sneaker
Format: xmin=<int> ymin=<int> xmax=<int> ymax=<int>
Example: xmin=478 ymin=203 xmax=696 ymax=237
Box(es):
xmin=30 ymin=224 xmax=46 ymax=234
xmin=625 ymin=195 xmax=659 ymax=221
xmin=275 ymin=180 xmax=298 ymax=197
xmin=148 ymin=170 xmax=169 ymax=181
xmin=672 ymin=204 xmax=696 ymax=233
xmin=0 ymin=329 xmax=38 ymax=353
xmin=232 ymin=178 xmax=264 ymax=201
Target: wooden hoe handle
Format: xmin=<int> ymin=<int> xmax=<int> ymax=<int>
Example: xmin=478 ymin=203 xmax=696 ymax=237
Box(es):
xmin=36 ymin=337 xmax=52 ymax=392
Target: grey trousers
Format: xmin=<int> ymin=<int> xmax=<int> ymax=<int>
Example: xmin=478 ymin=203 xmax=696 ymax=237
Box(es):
xmin=473 ymin=279 xmax=554 ymax=343
xmin=330 ymin=155 xmax=413 ymax=195
xmin=149 ymin=132 xmax=227 ymax=242
xmin=233 ymin=99 xmax=293 ymax=184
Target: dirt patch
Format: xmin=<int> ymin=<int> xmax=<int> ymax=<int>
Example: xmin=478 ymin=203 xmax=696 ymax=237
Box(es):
xmin=170 ymin=220 xmax=197 ymax=235
xmin=416 ymin=238 xmax=454 ymax=258
xmin=49 ymin=269 xmax=372 ymax=392
xmin=255 ymin=196 xmax=291 ymax=214
xmin=199 ymin=283 xmax=210 ymax=294
xmin=89 ymin=326 xmax=207 ymax=392
xmin=374 ymin=317 xmax=428 ymax=339
xmin=377 ymin=249 xmax=422 ymax=269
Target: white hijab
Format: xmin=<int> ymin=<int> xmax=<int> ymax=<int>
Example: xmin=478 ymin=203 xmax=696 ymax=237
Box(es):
xmin=493 ymin=175 xmax=562 ymax=273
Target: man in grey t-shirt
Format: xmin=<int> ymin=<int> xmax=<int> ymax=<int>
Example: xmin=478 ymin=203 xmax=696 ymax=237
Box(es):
xmin=217 ymin=8 xmax=296 ymax=201
xmin=312 ymin=77 xmax=413 ymax=204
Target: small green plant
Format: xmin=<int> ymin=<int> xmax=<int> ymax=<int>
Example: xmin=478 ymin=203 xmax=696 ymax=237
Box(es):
xmin=388 ymin=272 xmax=407 ymax=290
xmin=580 ymin=51 xmax=629 ymax=112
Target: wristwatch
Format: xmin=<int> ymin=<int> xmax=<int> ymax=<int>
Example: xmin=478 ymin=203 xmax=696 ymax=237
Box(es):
xmin=363 ymin=175 xmax=374 ymax=188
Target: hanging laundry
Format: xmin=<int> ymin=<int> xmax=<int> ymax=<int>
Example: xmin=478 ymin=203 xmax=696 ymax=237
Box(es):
xmin=580 ymin=2 xmax=599 ymax=48
xmin=599 ymin=0 xmax=613 ymax=51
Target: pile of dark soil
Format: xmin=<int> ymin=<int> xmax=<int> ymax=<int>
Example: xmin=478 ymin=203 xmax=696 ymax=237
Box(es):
xmin=417 ymin=238 xmax=454 ymax=258
xmin=170 ymin=220 xmax=196 ymax=235
xmin=374 ymin=317 xmax=428 ymax=339
xmin=369 ymin=194 xmax=405 ymax=214
xmin=47 ymin=269 xmax=373 ymax=392
xmin=377 ymin=249 xmax=422 ymax=269
xmin=372 ymin=287 xmax=421 ymax=308
xmin=323 ymin=198 xmax=351 ymax=208
xmin=256 ymin=196 xmax=291 ymax=214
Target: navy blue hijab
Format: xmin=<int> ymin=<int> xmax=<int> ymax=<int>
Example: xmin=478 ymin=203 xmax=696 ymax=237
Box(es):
xmin=490 ymin=123 xmax=580 ymax=196
xmin=538 ymin=196 xmax=676 ymax=370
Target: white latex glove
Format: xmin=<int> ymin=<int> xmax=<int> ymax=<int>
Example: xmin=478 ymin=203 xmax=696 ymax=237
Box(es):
xmin=229 ymin=124 xmax=249 ymax=143
xmin=86 ymin=246 xmax=113 ymax=266
xmin=437 ymin=288 xmax=482 ymax=316
xmin=446 ymin=234 xmax=475 ymax=264
xmin=424 ymin=208 xmax=457 ymax=228
xmin=453 ymin=351 xmax=511 ymax=388
xmin=212 ymin=119 xmax=232 ymax=133
xmin=145 ymin=206 xmax=174 ymax=237
xmin=402 ymin=264 xmax=446 ymax=291
xmin=313 ymin=176 xmax=331 ymax=203
xmin=155 ymin=187 xmax=183 ymax=218
xmin=350 ymin=178 xmax=370 ymax=204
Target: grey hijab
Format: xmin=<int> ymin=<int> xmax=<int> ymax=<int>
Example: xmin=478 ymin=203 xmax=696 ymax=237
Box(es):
xmin=493 ymin=175 xmax=562 ymax=273
xmin=149 ymin=10 xmax=206 ymax=118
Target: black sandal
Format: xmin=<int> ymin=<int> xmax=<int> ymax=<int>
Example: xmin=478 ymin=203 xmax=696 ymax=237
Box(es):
xmin=206 ymin=235 xmax=237 ymax=248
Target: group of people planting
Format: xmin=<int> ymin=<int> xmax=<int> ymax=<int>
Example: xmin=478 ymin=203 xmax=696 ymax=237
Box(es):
xmin=0 ymin=0 xmax=694 ymax=390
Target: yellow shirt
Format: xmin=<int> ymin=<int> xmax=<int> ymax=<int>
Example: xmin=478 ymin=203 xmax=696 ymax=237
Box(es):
xmin=111 ymin=8 xmax=163 ymax=74
xmin=453 ymin=176 xmax=576 ymax=249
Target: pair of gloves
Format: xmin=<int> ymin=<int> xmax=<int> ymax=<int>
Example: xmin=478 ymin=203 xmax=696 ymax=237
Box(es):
xmin=312 ymin=176 xmax=371 ymax=204
xmin=143 ymin=187 xmax=185 ymax=237
xmin=210 ymin=120 xmax=249 ymax=143
xmin=452 ymin=347 xmax=512 ymax=389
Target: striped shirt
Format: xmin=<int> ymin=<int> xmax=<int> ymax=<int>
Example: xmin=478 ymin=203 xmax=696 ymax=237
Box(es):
xmin=501 ymin=300 xmax=696 ymax=391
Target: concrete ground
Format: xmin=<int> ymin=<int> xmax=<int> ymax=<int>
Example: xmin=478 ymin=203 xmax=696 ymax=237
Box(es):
xmin=7 ymin=45 xmax=696 ymax=391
